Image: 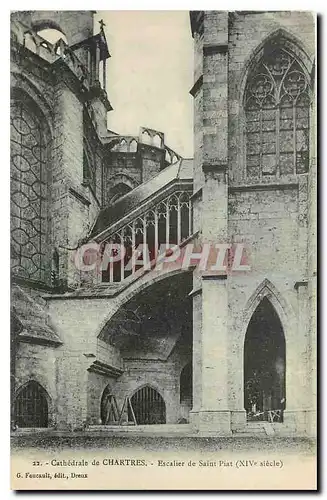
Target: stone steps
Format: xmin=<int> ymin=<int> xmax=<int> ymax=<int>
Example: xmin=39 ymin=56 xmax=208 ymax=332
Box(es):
xmin=89 ymin=424 xmax=193 ymax=435
xmin=233 ymin=422 xmax=279 ymax=436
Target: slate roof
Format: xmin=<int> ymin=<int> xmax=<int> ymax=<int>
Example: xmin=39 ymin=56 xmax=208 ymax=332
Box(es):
xmin=11 ymin=285 xmax=62 ymax=346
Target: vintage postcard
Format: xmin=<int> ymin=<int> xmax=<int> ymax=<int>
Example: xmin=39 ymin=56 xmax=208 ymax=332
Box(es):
xmin=10 ymin=10 xmax=317 ymax=490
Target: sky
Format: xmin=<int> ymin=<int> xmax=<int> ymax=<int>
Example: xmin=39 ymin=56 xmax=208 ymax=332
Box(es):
xmin=94 ymin=11 xmax=194 ymax=158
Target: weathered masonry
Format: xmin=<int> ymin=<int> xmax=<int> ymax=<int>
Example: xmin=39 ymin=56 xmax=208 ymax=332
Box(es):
xmin=11 ymin=11 xmax=316 ymax=436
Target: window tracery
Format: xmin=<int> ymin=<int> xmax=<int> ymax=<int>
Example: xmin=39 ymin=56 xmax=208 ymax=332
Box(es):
xmin=245 ymin=46 xmax=311 ymax=177
xmin=10 ymin=98 xmax=49 ymax=282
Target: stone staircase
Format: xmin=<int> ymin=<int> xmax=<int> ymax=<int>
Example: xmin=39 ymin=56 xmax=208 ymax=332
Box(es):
xmin=232 ymin=422 xmax=278 ymax=437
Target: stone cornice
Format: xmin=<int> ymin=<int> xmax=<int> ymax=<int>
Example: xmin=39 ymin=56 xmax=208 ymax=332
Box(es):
xmin=202 ymin=161 xmax=228 ymax=173
xmin=294 ymin=279 xmax=308 ymax=290
xmin=18 ymin=333 xmax=62 ymax=348
xmin=87 ymin=360 xmax=124 ymax=378
xmin=203 ymin=43 xmax=229 ymax=55
xmin=202 ymin=274 xmax=228 ymax=281
xmin=229 ymin=180 xmax=299 ymax=192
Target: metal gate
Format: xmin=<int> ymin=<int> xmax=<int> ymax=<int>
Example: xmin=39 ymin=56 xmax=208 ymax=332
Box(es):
xmin=14 ymin=382 xmax=48 ymax=428
xmin=130 ymin=386 xmax=166 ymax=425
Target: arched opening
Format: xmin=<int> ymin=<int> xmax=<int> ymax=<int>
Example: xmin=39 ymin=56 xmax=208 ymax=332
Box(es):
xmin=109 ymin=183 xmax=133 ymax=205
xmin=10 ymin=93 xmax=50 ymax=284
xmin=244 ymin=43 xmax=311 ymax=178
xmin=129 ymin=386 xmax=166 ymax=425
xmin=179 ymin=362 xmax=192 ymax=422
xmin=130 ymin=140 xmax=137 ymax=153
xmin=36 ymin=28 xmax=68 ymax=45
xmin=180 ymin=362 xmax=192 ymax=404
xmin=142 ymin=131 xmax=151 ymax=145
xmin=14 ymin=381 xmax=49 ymax=428
xmin=153 ymin=134 xmax=162 ymax=148
xmin=100 ymin=385 xmax=117 ymax=424
xmin=119 ymin=139 xmax=128 ymax=152
xmin=244 ymin=297 xmax=286 ymax=422
xmin=98 ymin=272 xmax=193 ymax=425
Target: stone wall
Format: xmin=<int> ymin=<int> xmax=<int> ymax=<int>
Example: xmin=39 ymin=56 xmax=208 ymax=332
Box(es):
xmin=11 ymin=11 xmax=316 ymax=435
xmin=15 ymin=343 xmax=58 ymax=427
xmin=189 ymin=10 xmax=316 ymax=434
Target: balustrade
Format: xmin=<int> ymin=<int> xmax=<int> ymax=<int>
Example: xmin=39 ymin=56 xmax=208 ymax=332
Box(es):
xmin=101 ymin=190 xmax=193 ymax=283
xmin=19 ymin=29 xmax=91 ymax=90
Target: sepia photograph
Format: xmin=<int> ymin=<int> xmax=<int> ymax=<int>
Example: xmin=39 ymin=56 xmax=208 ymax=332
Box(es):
xmin=9 ymin=9 xmax=317 ymax=490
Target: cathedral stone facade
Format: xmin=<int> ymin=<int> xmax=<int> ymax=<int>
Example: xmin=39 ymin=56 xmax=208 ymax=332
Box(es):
xmin=10 ymin=11 xmax=316 ymax=436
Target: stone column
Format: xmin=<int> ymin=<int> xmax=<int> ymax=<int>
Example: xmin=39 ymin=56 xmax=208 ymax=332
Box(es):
xmin=189 ymin=11 xmax=232 ymax=435
xmin=284 ymin=281 xmax=310 ymax=433
xmin=52 ymin=78 xmax=84 ymax=289
xmin=307 ymin=77 xmax=317 ymax=436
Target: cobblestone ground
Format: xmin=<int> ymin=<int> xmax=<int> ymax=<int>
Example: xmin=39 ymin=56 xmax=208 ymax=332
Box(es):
xmin=11 ymin=434 xmax=316 ymax=455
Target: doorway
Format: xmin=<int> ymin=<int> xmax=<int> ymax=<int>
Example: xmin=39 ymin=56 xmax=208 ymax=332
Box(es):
xmin=14 ymin=381 xmax=49 ymax=428
xmin=244 ymin=298 xmax=286 ymax=422
xmin=129 ymin=386 xmax=166 ymax=424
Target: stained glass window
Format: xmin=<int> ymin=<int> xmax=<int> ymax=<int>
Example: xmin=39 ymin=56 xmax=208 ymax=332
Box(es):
xmin=11 ymin=98 xmax=49 ymax=283
xmin=245 ymin=47 xmax=311 ymax=177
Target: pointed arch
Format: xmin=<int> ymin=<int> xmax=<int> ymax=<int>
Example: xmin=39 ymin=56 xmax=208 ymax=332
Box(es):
xmin=14 ymin=380 xmax=51 ymax=428
xmin=130 ymin=382 xmax=164 ymax=400
xmin=119 ymin=139 xmax=128 ymax=152
xmin=153 ymin=134 xmax=162 ymax=148
xmin=96 ymin=268 xmax=192 ymax=340
xmin=239 ymin=28 xmax=314 ymax=102
xmin=11 ymin=74 xmax=54 ymax=137
xmin=243 ymin=297 xmax=286 ymax=419
xmin=109 ymin=183 xmax=133 ymax=204
xmin=180 ymin=362 xmax=192 ymax=405
xmin=141 ymin=130 xmax=151 ymax=145
xmin=240 ymin=29 xmax=313 ymax=178
xmin=11 ymin=88 xmax=52 ymax=284
xmin=100 ymin=384 xmax=116 ymax=424
xmin=129 ymin=384 xmax=166 ymax=425
xmin=129 ymin=139 xmax=138 ymax=153
xmin=242 ymin=279 xmax=294 ymax=344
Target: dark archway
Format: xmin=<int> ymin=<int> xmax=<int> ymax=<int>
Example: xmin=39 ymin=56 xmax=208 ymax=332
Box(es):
xmin=180 ymin=362 xmax=192 ymax=405
xmin=109 ymin=183 xmax=132 ymax=204
xmin=244 ymin=298 xmax=286 ymax=421
xmin=130 ymin=386 xmax=166 ymax=425
xmin=100 ymin=385 xmax=115 ymax=425
xmin=14 ymin=381 xmax=49 ymax=428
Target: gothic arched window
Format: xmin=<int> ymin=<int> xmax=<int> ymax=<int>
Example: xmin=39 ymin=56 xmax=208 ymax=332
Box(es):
xmin=11 ymin=97 xmax=50 ymax=283
xmin=14 ymin=381 xmax=49 ymax=428
xmin=245 ymin=46 xmax=311 ymax=178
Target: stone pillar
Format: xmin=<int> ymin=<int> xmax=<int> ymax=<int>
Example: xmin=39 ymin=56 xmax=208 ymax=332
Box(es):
xmin=283 ymin=281 xmax=310 ymax=433
xmin=52 ymin=80 xmax=82 ymax=288
xmin=189 ymin=11 xmax=232 ymax=435
xmin=284 ymin=72 xmax=316 ymax=436
xmin=188 ymin=13 xmax=204 ymax=431
xmin=307 ymin=76 xmax=317 ymax=436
